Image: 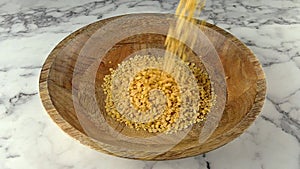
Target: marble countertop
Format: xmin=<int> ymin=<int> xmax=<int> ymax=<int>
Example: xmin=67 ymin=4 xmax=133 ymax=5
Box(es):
xmin=0 ymin=0 xmax=299 ymax=169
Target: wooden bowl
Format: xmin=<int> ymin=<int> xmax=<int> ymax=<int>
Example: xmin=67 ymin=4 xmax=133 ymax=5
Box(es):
xmin=39 ymin=13 xmax=266 ymax=160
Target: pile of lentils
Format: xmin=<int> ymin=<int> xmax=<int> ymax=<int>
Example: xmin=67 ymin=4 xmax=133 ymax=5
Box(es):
xmin=102 ymin=55 xmax=213 ymax=133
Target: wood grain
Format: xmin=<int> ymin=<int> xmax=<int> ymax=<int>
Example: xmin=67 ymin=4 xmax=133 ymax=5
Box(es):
xmin=39 ymin=13 xmax=266 ymax=160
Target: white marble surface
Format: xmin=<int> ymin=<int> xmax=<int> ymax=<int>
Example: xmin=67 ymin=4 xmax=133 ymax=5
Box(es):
xmin=0 ymin=0 xmax=299 ymax=168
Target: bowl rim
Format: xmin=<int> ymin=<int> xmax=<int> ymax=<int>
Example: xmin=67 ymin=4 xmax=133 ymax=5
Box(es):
xmin=39 ymin=13 xmax=267 ymax=160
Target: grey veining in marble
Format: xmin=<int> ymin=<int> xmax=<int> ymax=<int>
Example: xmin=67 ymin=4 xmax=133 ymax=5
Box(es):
xmin=0 ymin=0 xmax=299 ymax=169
